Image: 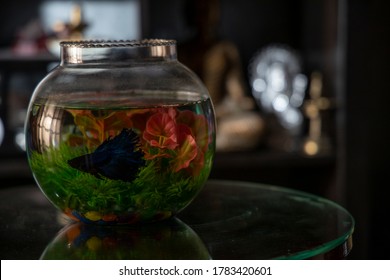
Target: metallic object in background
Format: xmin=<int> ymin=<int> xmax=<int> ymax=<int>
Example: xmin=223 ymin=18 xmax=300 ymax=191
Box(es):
xmin=249 ymin=45 xmax=307 ymax=136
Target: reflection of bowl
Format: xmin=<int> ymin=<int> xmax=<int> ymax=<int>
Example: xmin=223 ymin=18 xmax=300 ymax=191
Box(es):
xmin=40 ymin=218 xmax=210 ymax=260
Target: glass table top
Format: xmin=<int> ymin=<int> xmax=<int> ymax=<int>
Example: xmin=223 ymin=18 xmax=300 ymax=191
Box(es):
xmin=0 ymin=179 xmax=354 ymax=260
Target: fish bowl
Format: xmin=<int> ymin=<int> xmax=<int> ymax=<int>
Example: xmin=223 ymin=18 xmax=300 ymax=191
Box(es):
xmin=25 ymin=39 xmax=216 ymax=225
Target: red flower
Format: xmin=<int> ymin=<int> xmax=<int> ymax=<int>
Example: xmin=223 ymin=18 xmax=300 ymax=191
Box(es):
xmin=177 ymin=110 xmax=209 ymax=153
xmin=143 ymin=111 xmax=178 ymax=150
xmin=171 ymin=124 xmax=198 ymax=172
xmin=139 ymin=107 xmax=209 ymax=174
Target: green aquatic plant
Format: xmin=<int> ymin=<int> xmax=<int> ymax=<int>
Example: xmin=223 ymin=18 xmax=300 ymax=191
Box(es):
xmin=29 ymin=141 xmax=213 ymax=223
xmin=27 ymin=103 xmax=214 ymax=224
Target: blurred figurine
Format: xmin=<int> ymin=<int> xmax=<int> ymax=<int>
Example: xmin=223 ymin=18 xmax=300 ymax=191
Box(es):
xmin=302 ymin=72 xmax=332 ymax=156
xmin=50 ymin=4 xmax=88 ymax=40
xmin=179 ymin=0 xmax=264 ymax=151
xmin=46 ymin=4 xmax=89 ymax=56
xmin=250 ymin=45 xmax=308 ymax=151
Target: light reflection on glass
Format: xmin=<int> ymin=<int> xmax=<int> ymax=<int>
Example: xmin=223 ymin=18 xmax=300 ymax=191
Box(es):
xmin=36 ymin=104 xmax=63 ymax=152
xmin=66 ymin=47 xmax=83 ymax=64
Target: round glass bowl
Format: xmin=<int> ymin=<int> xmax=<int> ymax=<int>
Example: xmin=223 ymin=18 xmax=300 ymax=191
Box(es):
xmin=25 ymin=39 xmax=216 ymax=225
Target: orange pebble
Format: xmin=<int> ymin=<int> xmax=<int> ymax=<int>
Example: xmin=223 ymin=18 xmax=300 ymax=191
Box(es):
xmin=66 ymin=225 xmax=81 ymax=243
xmin=64 ymin=208 xmax=80 ymax=222
xmin=102 ymin=213 xmax=117 ymax=222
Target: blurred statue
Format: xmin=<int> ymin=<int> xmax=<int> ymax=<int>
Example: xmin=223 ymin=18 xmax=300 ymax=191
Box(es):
xmin=179 ymin=0 xmax=264 ymax=151
xmin=302 ymin=72 xmax=332 ymax=156
xmin=50 ymin=4 xmax=88 ymax=40
xmin=249 ymin=45 xmax=308 ymax=151
xmin=46 ymin=4 xmax=89 ymax=56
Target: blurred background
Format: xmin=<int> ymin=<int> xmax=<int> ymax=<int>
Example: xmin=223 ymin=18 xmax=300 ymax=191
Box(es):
xmin=0 ymin=0 xmax=389 ymax=260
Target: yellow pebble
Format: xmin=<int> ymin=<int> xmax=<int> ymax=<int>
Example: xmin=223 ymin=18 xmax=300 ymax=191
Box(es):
xmin=84 ymin=211 xmax=102 ymax=221
xmin=86 ymin=236 xmax=102 ymax=251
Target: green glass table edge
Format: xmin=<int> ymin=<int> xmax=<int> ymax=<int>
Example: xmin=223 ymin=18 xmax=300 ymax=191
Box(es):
xmin=274 ymin=235 xmax=352 ymax=260
xmin=207 ymin=179 xmax=355 ymax=260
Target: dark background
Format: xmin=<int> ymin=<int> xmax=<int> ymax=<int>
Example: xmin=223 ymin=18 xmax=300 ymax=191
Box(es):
xmin=1 ymin=0 xmax=389 ymax=259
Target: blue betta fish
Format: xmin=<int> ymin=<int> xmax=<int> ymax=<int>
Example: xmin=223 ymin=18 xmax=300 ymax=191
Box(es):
xmin=68 ymin=128 xmax=145 ymax=182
